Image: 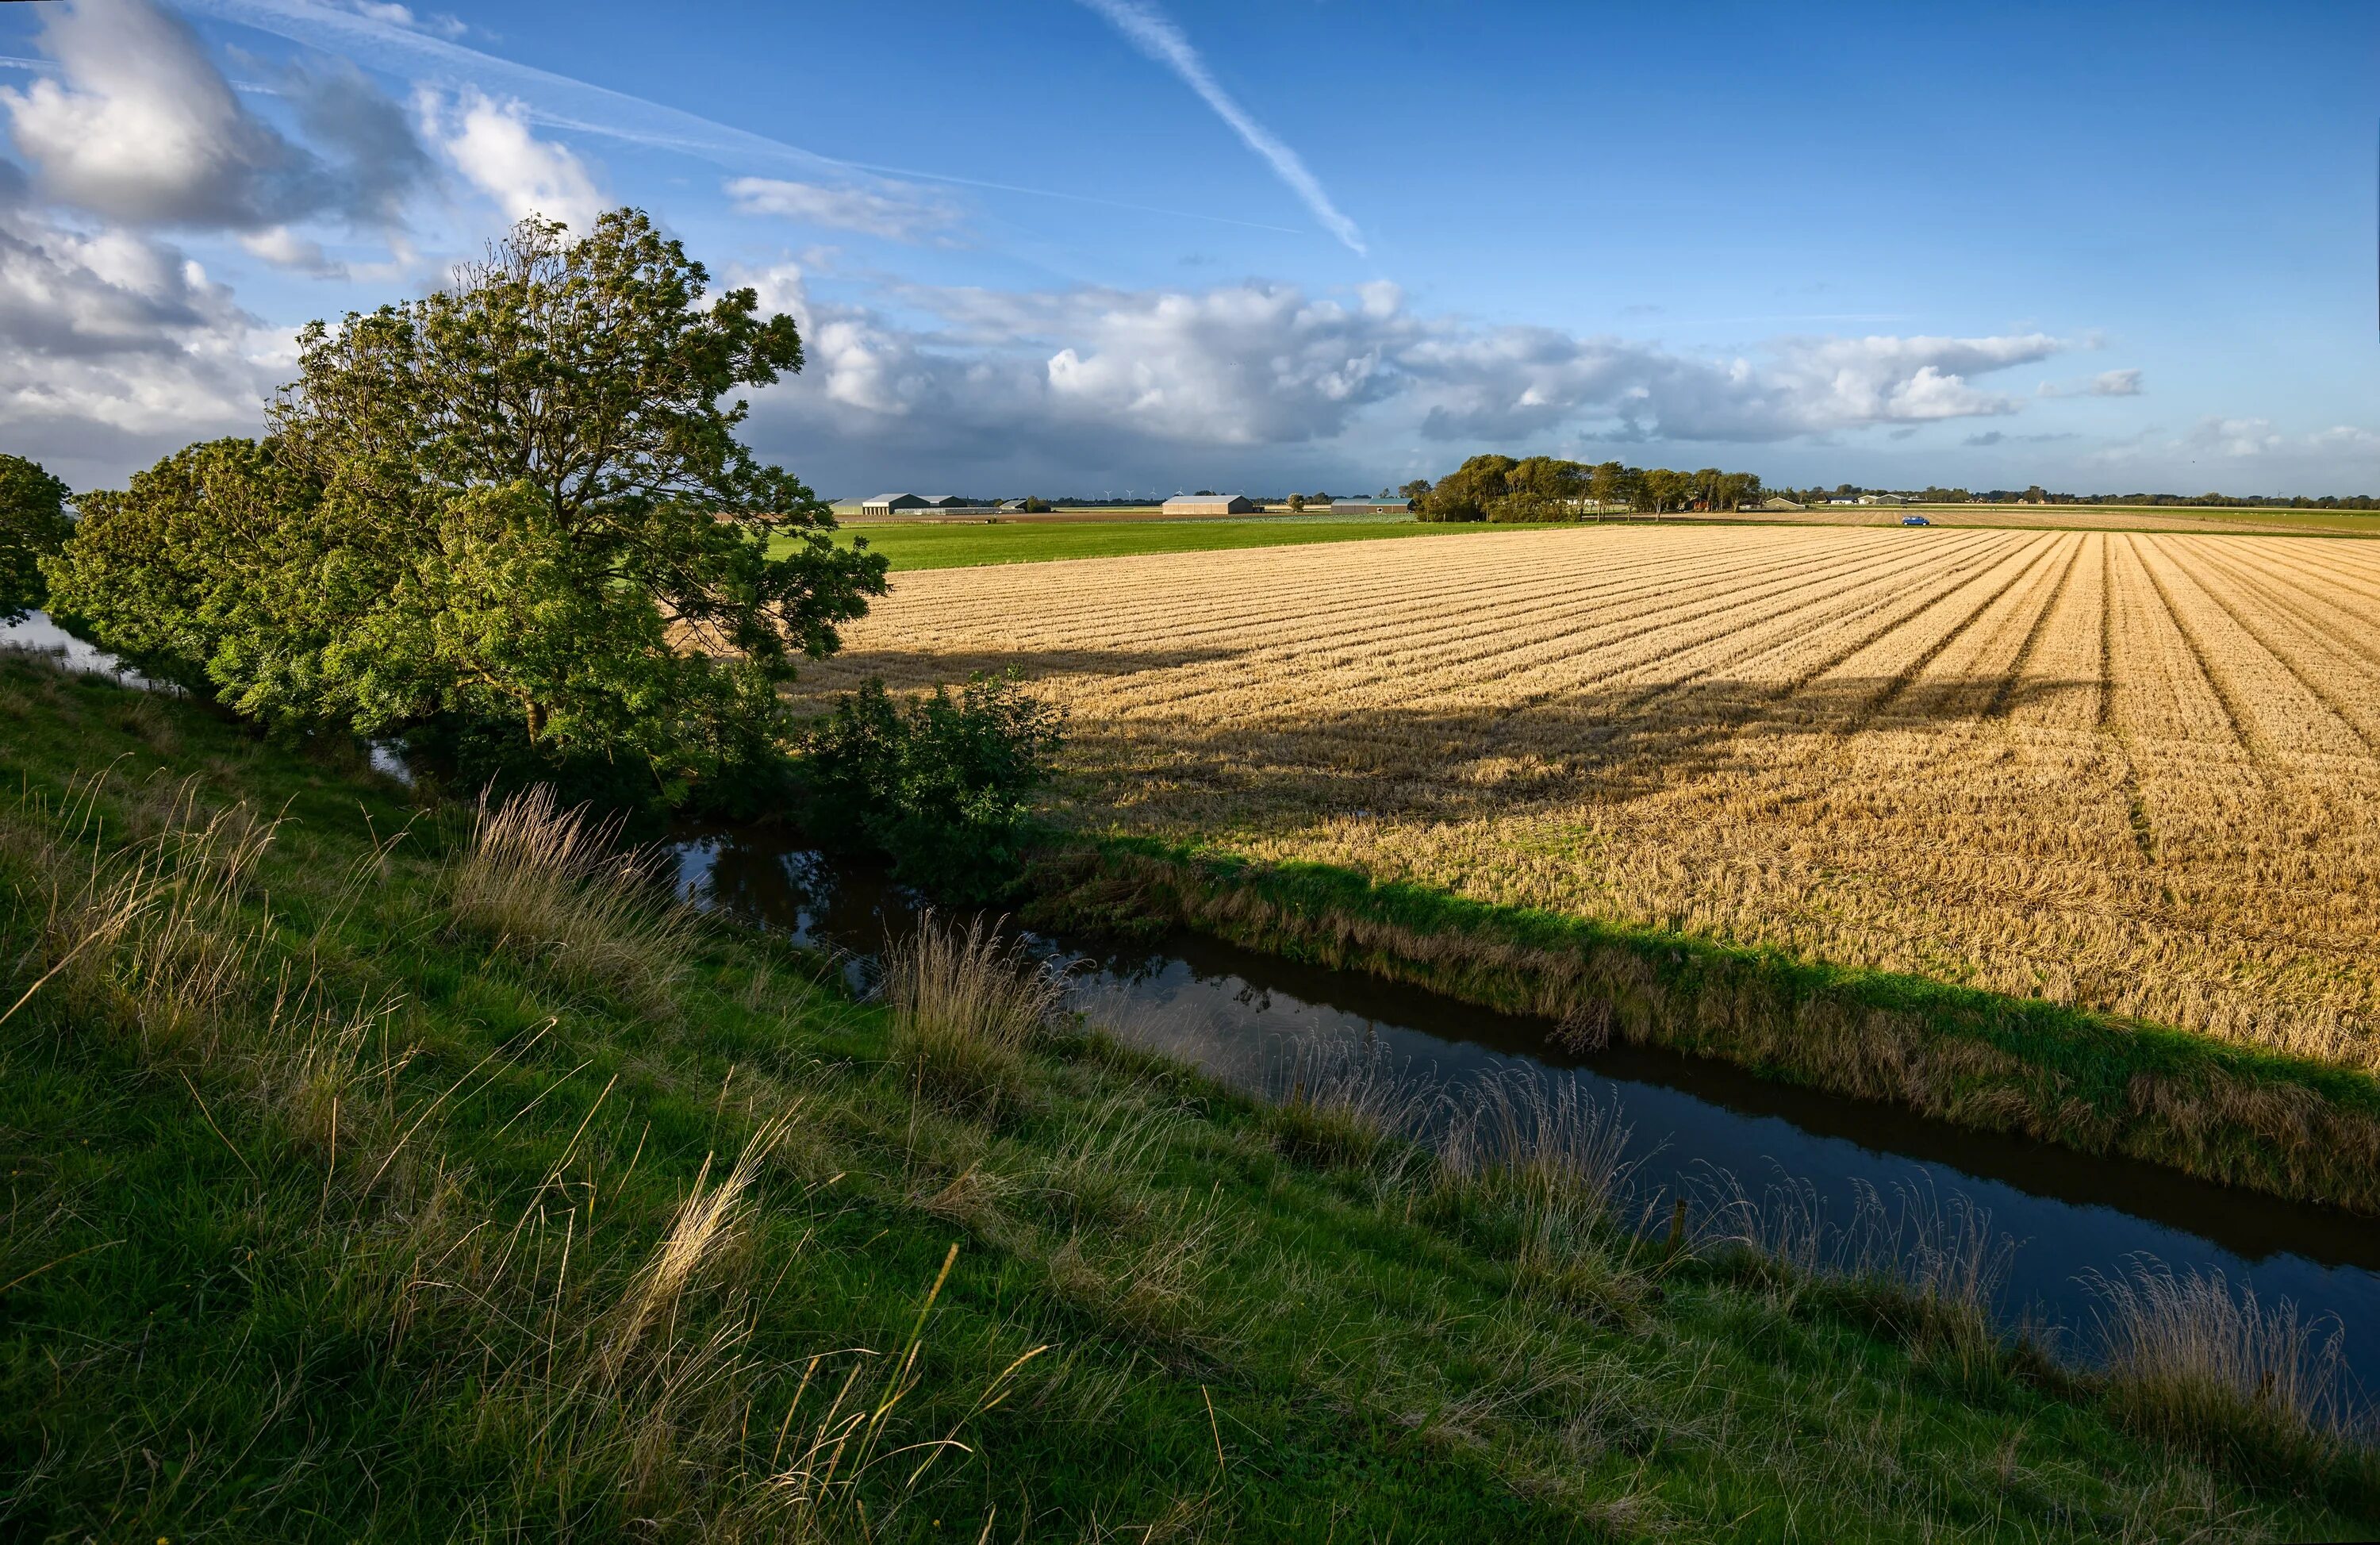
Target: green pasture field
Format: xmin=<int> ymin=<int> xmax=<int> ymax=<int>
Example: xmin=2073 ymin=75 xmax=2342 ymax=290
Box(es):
xmin=816 ymin=515 xmax=1534 ymax=571
xmin=799 ymin=506 xmax=2375 ymax=575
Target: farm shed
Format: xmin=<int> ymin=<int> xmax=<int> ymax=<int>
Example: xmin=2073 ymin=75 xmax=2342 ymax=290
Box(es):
xmin=1161 ymin=494 xmax=1258 ymax=515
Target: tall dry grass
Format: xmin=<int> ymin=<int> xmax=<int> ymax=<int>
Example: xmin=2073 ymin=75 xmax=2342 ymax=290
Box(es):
xmin=1437 ymin=1073 xmax=1645 ymax=1309
xmin=881 ymin=911 xmax=1065 ymax=1112
xmin=447 ymin=784 xmax=697 ymax=1013
xmin=8 ymin=773 xmax=277 ymax=1056
xmin=2089 ymin=1263 xmax=2370 ymax=1482
xmin=1264 ymin=1038 xmax=1437 ymax=1174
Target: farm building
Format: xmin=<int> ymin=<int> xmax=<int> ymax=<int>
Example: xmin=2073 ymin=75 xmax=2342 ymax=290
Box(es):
xmin=859 ymin=493 xmax=1004 ymax=519
xmin=1330 ymin=497 xmax=1415 ymax=513
xmin=1161 ymin=494 xmax=1258 ymax=515
xmin=1756 ymin=496 xmax=1806 ymax=511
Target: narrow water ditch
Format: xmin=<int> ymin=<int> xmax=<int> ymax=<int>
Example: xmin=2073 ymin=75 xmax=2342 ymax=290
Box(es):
xmin=674 ymin=821 xmax=2380 ymax=1395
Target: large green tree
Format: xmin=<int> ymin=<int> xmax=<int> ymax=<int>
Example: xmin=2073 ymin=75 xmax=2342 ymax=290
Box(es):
xmin=51 ymin=209 xmax=887 ymax=794
xmin=0 ymin=454 xmax=71 ymax=623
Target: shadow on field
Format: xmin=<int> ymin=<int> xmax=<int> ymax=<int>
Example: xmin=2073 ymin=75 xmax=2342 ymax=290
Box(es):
xmin=805 ymin=644 xmax=1248 ymax=690
xmin=793 ymin=640 xmax=2099 ymax=836
xmin=1092 ymin=672 xmax=2093 ymax=836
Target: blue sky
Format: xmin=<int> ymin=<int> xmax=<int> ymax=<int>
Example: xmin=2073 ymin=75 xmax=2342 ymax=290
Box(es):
xmin=2 ymin=0 xmax=2374 ymax=497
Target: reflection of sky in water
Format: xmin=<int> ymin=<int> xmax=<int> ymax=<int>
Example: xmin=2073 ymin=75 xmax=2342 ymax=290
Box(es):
xmin=675 ymin=828 xmax=2380 ymax=1394
xmin=0 ymin=611 xmax=162 ymax=689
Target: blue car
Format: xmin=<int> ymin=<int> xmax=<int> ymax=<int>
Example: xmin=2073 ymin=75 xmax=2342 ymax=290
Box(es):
xmin=1901 ymin=514 xmax=1931 ymax=526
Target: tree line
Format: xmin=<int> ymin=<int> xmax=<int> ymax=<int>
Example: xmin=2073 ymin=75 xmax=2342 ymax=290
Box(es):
xmin=0 ymin=209 xmax=1058 ymax=899
xmin=1403 ymin=455 xmax=1764 ymax=522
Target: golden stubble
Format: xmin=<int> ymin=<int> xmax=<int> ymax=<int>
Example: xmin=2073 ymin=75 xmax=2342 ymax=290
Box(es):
xmin=796 ymin=525 xmax=2380 ymax=1072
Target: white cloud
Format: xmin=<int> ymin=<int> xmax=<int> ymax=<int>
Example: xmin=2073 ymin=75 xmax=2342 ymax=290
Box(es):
xmin=237 ymin=224 xmax=339 ymax=275
xmin=0 ymin=0 xmax=426 ymax=233
xmin=326 ymin=0 xmax=465 ymax=38
xmin=1076 ymin=0 xmax=1366 ymax=255
xmin=2188 ymin=416 xmax=2285 ymax=458
xmin=736 ymin=274 xmax=2075 ymax=489
xmin=2 ymin=0 xmax=296 ymax=227
xmin=724 ymin=176 xmax=959 ymax=243
xmin=0 ymin=194 xmax=276 ymax=482
xmin=2090 ymin=367 xmax=2144 ymax=397
xmin=2085 ymin=417 xmax=2380 ymax=483
xmin=1402 ymin=328 xmax=2061 ymax=442
xmin=417 ymin=86 xmax=605 ymax=233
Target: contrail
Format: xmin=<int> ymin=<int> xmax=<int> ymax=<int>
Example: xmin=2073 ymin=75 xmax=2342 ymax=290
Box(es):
xmin=1075 ymin=0 xmax=1367 ymax=256
xmin=175 ymin=0 xmax=1308 ymax=236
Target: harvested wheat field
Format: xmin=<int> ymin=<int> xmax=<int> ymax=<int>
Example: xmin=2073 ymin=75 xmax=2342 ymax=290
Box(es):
xmin=798 ymin=525 xmax=2380 ymax=1073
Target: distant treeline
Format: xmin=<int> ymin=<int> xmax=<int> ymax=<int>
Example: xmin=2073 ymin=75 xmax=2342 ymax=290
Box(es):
xmin=1405 ymin=455 xmax=1763 ymax=522
xmin=1786 ymin=482 xmax=2380 ymax=509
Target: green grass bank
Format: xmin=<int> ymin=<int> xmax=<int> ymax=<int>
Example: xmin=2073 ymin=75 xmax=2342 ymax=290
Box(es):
xmin=1027 ymin=839 xmax=2380 ymax=1216
xmin=3 ymin=653 xmax=2374 ymax=1541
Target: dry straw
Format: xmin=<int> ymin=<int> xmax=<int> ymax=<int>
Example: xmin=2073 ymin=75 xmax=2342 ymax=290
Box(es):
xmin=797 ymin=525 xmax=2380 ymax=1074
xmin=447 ymin=784 xmax=697 ymax=1012
xmin=881 ymin=909 xmax=1065 ymax=1113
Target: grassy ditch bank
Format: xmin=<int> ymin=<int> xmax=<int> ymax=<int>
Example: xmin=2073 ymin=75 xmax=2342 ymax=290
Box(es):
xmin=1027 ymin=839 xmax=2380 ymax=1216
xmin=4 ymin=653 xmax=2376 ymax=1541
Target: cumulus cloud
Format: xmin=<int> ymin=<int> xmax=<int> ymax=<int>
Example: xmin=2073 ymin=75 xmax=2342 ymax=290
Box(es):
xmin=733 ymin=271 xmax=2074 ymax=490
xmin=2090 ymin=367 xmax=2143 ymax=397
xmin=1076 ymin=0 xmax=1366 ymax=255
xmin=2187 ymin=416 xmax=2285 ymax=458
xmin=1963 ymin=430 xmax=2079 ymax=448
xmin=0 ymin=182 xmax=276 ymax=481
xmin=0 ymin=0 xmax=427 ymax=235
xmin=417 ymin=86 xmax=605 ymax=233
xmin=325 ymin=0 xmax=466 ymax=38
xmin=1402 ymin=328 xmax=2060 ymax=443
xmin=2083 ymin=417 xmax=2380 ymax=483
xmin=724 ymin=176 xmax=959 ymax=243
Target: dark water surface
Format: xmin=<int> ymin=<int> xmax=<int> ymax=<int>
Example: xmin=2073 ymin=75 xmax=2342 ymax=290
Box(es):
xmin=674 ymin=823 xmax=2380 ymax=1391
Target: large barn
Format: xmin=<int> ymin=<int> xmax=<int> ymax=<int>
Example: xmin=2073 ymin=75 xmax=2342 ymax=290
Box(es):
xmin=1160 ymin=494 xmax=1258 ymax=515
xmin=858 ymin=494 xmax=1003 ymax=519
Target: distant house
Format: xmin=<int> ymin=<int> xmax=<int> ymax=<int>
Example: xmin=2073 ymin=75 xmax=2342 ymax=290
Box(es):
xmin=1330 ymin=497 xmax=1415 ymax=513
xmin=1161 ymin=494 xmax=1258 ymax=516
xmin=1756 ymin=496 xmax=1805 ymax=512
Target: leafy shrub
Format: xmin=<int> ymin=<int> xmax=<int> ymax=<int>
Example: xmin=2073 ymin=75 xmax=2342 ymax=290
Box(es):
xmin=804 ymin=674 xmax=1064 ymax=902
xmin=0 ymin=452 xmax=71 ymax=623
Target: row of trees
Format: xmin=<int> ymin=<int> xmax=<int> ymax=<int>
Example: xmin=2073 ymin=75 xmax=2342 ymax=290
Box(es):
xmin=7 ymin=209 xmax=1061 ymax=894
xmin=1761 ymin=483 xmax=2380 ymax=509
xmin=1407 ymin=456 xmax=1764 ymax=522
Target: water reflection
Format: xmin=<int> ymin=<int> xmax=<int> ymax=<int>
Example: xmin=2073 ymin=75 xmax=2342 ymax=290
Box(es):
xmin=0 ymin=610 xmax=166 ymax=690
xmin=674 ymin=822 xmax=2380 ymax=1389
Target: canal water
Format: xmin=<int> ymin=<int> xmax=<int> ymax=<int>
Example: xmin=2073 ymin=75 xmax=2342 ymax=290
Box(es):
xmin=674 ymin=821 xmax=2380 ymax=1397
